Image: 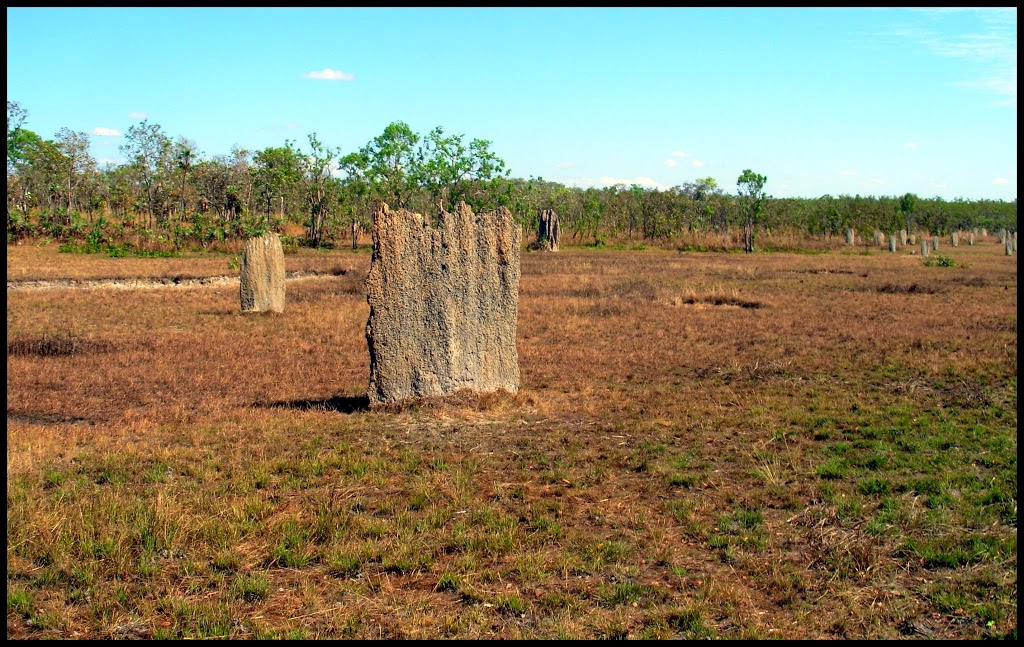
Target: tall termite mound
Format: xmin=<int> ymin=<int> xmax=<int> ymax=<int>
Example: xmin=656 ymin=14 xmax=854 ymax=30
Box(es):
xmin=240 ymin=232 xmax=286 ymax=313
xmin=365 ymin=201 xmax=521 ymax=405
xmin=536 ymin=208 xmax=560 ymax=251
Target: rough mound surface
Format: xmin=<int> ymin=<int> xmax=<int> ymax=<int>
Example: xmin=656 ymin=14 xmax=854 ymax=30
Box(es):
xmin=240 ymin=232 xmax=286 ymax=313
xmin=365 ymin=201 xmax=521 ymax=405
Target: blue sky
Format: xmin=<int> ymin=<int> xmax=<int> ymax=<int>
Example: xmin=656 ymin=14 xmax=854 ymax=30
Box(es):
xmin=6 ymin=7 xmax=1017 ymax=201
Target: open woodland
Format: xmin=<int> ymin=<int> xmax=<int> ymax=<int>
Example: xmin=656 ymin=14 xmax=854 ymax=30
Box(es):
xmin=6 ymin=230 xmax=1017 ymax=639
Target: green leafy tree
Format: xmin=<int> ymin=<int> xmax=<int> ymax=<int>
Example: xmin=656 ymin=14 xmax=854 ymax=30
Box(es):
xmin=119 ymin=119 xmax=171 ymax=228
xmin=6 ymin=105 xmax=45 ymax=215
xmin=682 ymin=176 xmax=720 ymax=231
xmin=337 ymin=149 xmax=374 ymax=249
xmin=416 ymin=126 xmax=508 ymax=213
xmin=737 ymin=169 xmax=767 ymax=253
xmin=359 ymin=121 xmax=419 ymax=209
xmin=298 ymin=133 xmax=340 ymax=246
xmin=252 ymin=142 xmax=303 ymax=225
xmin=191 ymin=156 xmax=232 ymax=221
xmin=899 ymin=192 xmax=917 ymax=235
xmin=54 ymin=127 xmax=92 ymax=219
xmin=7 ymin=100 xmax=30 ymax=176
xmin=173 ymin=138 xmax=197 ymax=223
xmin=227 ymin=145 xmax=253 ymax=224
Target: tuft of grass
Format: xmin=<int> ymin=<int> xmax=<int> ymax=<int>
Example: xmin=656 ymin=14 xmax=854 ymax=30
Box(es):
xmin=231 ymin=572 xmax=272 ymax=602
xmin=8 ymin=587 xmax=34 ymax=617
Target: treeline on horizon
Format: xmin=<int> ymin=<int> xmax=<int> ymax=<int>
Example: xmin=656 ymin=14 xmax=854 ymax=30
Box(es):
xmin=7 ymin=100 xmax=1017 ymax=253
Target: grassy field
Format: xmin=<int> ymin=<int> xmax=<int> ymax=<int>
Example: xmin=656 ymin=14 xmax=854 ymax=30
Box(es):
xmin=6 ymin=235 xmax=1017 ymax=639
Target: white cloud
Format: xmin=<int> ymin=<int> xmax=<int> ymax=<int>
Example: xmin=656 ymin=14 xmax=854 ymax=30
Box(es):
xmin=664 ymin=159 xmax=678 ymax=168
xmin=630 ymin=176 xmax=671 ymax=188
xmin=561 ymin=175 xmax=670 ymax=191
xmin=992 ymin=177 xmax=1009 ymax=185
xmin=304 ymin=68 xmax=354 ymax=81
xmin=671 ymin=150 xmax=688 ymax=157
xmin=865 ymin=178 xmax=886 ymax=187
xmin=837 ymin=170 xmax=857 ymax=177
xmin=691 ymin=160 xmax=704 ymax=168
xmin=904 ymin=141 xmax=920 ymax=149
xmin=129 ymin=112 xmax=148 ymax=119
xmin=928 ymin=181 xmax=949 ymax=189
xmin=92 ymin=127 xmax=120 ymax=137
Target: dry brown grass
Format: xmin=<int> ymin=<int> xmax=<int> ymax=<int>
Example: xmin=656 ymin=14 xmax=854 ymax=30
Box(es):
xmin=6 ymin=239 xmax=1017 ymax=639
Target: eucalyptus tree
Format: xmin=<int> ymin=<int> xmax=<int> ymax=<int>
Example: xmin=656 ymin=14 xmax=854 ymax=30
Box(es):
xmin=899 ymin=192 xmax=917 ymax=235
xmin=7 ymin=127 xmax=44 ymax=214
xmin=681 ymin=176 xmax=720 ymax=231
xmin=7 ymin=100 xmax=30 ymax=177
xmin=415 ymin=126 xmax=509 ymax=214
xmin=337 ymin=149 xmax=374 ymax=249
xmin=579 ymin=187 xmax=604 ymax=243
xmin=54 ymin=127 xmax=92 ymax=219
xmin=119 ymin=119 xmax=171 ymax=228
xmin=227 ymin=145 xmax=254 ymax=223
xmin=25 ymin=137 xmax=67 ymax=214
xmin=600 ymin=184 xmax=629 ymax=236
xmin=737 ymin=169 xmax=767 ymax=253
xmin=298 ymin=132 xmax=341 ymax=246
xmin=359 ymin=121 xmax=419 ymax=210
xmin=99 ymin=162 xmax=132 ymax=219
xmin=251 ymin=142 xmax=303 ymax=225
xmin=75 ymin=156 xmax=101 ymax=222
xmin=172 ymin=138 xmax=198 ymax=223
xmin=191 ymin=156 xmax=232 ymax=219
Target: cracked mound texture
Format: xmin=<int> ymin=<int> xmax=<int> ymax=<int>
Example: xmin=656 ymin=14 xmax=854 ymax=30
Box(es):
xmin=366 ymin=201 xmax=521 ymax=405
xmin=240 ymin=232 xmax=286 ymax=313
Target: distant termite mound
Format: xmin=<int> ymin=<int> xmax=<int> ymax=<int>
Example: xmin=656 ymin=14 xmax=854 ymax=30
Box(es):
xmin=240 ymin=232 xmax=285 ymax=313
xmin=536 ymin=208 xmax=560 ymax=251
xmin=365 ymin=201 xmax=521 ymax=406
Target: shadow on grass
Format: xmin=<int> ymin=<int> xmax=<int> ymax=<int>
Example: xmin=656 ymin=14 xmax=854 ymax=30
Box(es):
xmin=259 ymin=395 xmax=370 ymax=414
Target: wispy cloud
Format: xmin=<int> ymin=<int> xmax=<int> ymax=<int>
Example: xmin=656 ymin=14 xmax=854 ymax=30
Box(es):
xmin=92 ymin=127 xmax=120 ymax=137
xmin=928 ymin=180 xmax=949 ymax=189
xmin=303 ymin=68 xmax=354 ymax=81
xmin=691 ymin=160 xmax=704 ymax=168
xmin=894 ymin=8 xmax=1017 ymax=107
xmin=864 ymin=178 xmax=886 ymax=187
xmin=837 ymin=170 xmax=857 ymax=177
xmin=904 ymin=141 xmax=920 ymax=149
xmin=664 ymin=159 xmax=678 ymax=168
xmin=129 ymin=112 xmax=148 ymax=120
xmin=992 ymin=177 xmax=1009 ymax=185
xmin=670 ymin=150 xmax=688 ymax=157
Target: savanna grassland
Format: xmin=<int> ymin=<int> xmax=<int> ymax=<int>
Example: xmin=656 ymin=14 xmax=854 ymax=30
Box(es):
xmin=6 ymin=235 xmax=1017 ymax=640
